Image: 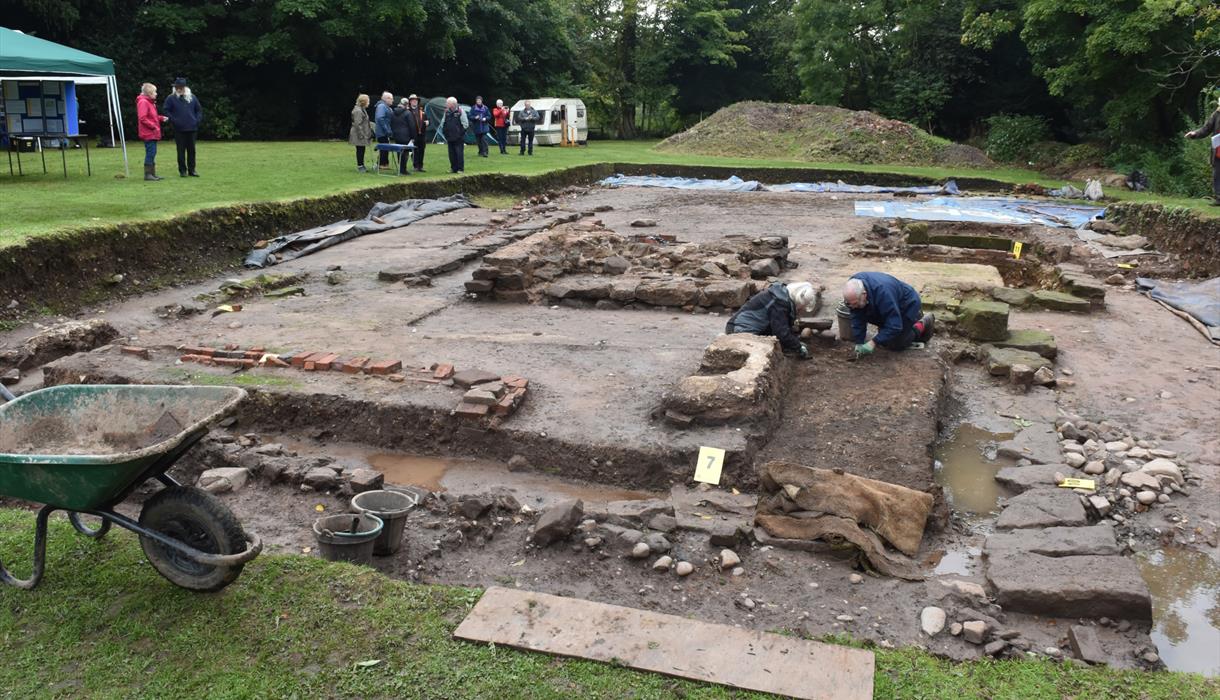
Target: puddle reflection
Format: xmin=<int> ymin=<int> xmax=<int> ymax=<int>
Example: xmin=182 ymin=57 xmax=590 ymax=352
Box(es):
xmin=934 ymin=424 xmax=1015 ymax=517
xmin=1137 ymin=548 xmax=1220 ymax=676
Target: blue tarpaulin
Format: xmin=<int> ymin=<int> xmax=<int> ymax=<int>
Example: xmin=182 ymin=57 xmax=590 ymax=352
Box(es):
xmin=1136 ymin=277 xmax=1220 ymax=344
xmin=852 ymin=197 xmax=1104 ymax=229
xmin=599 ymin=174 xmax=764 ymax=191
xmin=770 ymin=180 xmax=959 ymax=195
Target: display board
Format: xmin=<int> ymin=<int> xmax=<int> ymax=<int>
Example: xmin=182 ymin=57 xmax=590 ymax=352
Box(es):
xmin=1 ymin=80 xmax=79 ymax=136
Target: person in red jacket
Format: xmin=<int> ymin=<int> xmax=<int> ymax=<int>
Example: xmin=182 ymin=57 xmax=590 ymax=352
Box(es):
xmin=136 ymin=82 xmax=168 ymax=181
xmin=492 ymin=99 xmax=511 ymax=154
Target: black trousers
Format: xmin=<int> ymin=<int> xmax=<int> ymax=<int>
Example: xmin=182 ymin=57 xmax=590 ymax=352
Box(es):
xmin=355 ymin=145 xmax=365 ymax=167
xmin=519 ymin=130 xmax=535 ymax=154
xmin=413 ymin=140 xmax=426 ymax=170
xmin=377 ymin=136 xmax=391 ymax=166
xmin=496 ymin=126 xmax=507 ymax=153
xmin=447 ymin=140 xmax=464 ymax=172
xmin=174 ymin=130 xmax=197 ymax=173
xmin=476 ymin=132 xmax=489 ymax=156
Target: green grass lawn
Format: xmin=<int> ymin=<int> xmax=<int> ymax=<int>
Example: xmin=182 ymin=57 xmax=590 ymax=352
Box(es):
xmin=0 ymin=509 xmax=1214 ymax=698
xmin=1 ymin=140 xmax=1215 ymax=247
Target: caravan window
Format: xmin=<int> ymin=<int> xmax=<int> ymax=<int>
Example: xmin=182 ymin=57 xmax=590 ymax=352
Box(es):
xmin=577 ymin=108 xmax=585 ymax=118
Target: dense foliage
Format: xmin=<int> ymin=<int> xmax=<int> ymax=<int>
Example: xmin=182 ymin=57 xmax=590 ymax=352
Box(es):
xmin=8 ymin=0 xmax=1220 ymax=191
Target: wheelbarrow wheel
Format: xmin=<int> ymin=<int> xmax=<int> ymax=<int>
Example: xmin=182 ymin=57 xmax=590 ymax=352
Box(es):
xmin=138 ymin=486 xmax=248 ymax=592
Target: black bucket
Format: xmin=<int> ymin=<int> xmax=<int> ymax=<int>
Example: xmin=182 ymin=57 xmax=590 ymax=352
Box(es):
xmin=351 ymin=489 xmax=417 ymax=556
xmin=312 ymin=513 xmax=383 ymax=565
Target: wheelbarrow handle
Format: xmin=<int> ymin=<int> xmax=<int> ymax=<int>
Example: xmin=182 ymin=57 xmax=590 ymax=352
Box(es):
xmin=0 ymin=384 xmax=16 ymax=403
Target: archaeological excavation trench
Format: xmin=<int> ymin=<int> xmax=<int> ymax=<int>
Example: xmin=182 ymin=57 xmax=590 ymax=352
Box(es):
xmin=2 ymin=170 xmax=1219 ymax=675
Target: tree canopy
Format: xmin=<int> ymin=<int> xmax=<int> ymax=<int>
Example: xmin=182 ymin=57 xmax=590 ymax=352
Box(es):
xmin=7 ymin=0 xmax=1219 ymax=149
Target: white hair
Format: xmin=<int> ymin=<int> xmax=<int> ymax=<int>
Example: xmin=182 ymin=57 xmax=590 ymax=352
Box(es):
xmin=446 ymin=96 xmax=458 ymax=106
xmin=381 ymin=92 xmax=393 ymax=100
xmin=786 ymin=282 xmax=816 ymax=311
xmin=842 ymin=279 xmax=865 ymax=303
xmin=496 ymin=99 xmax=504 ymax=107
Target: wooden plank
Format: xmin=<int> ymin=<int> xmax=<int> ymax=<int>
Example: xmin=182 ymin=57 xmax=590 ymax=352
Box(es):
xmin=454 ymin=587 xmax=874 ymax=700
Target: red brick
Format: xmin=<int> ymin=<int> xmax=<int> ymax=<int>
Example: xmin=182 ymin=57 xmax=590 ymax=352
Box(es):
xmin=120 ymin=346 xmax=150 ymax=360
xmin=367 ymin=359 xmax=403 ymax=376
xmin=179 ymin=354 xmax=206 ymax=364
xmin=290 ymin=352 xmax=320 ymax=368
xmin=243 ymin=350 xmax=264 ymax=360
xmin=343 ymin=357 xmax=369 ymax=374
xmin=303 ymin=361 xmax=317 ymax=371
xmin=408 ymin=376 xmax=442 ymax=384
xmin=433 ymin=363 xmax=455 ymax=379
xmin=249 ymin=346 xmax=266 ymax=353
xmin=328 ymin=357 xmax=350 ymax=372
xmin=310 ymin=353 xmax=339 ymax=371
xmin=178 ymin=345 xmax=215 ymax=357
xmin=504 ymin=377 xmax=529 ymax=390
xmin=493 ymin=394 xmax=517 ymax=416
xmin=455 ymin=402 xmax=490 ymax=419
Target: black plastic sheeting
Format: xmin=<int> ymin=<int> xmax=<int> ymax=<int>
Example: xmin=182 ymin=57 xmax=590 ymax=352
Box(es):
xmin=243 ymin=195 xmax=473 ymax=268
xmin=1136 ymin=276 xmax=1220 ymax=344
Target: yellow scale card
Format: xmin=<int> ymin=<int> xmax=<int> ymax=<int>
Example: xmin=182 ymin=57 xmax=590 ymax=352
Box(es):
xmin=693 ymin=446 xmax=726 ymax=485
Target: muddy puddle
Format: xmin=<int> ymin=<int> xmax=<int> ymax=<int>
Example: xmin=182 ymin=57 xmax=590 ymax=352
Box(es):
xmin=1137 ymin=548 xmax=1220 ymax=676
xmin=934 ymin=424 xmax=1016 ymax=518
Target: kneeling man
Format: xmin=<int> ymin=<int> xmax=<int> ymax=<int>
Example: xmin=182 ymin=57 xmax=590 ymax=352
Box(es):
xmin=842 ymin=272 xmax=933 ymax=355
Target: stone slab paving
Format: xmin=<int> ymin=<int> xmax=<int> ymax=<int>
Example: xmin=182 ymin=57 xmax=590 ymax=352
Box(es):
xmin=994 ymin=488 xmax=1088 ymax=530
xmin=986 ymin=551 xmax=1153 ymax=619
xmin=983 ymin=524 xmax=1120 ymax=558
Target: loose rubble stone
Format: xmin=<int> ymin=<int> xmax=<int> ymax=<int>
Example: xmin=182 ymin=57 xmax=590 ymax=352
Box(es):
xmin=920 ymin=607 xmax=947 ymax=637
xmin=849 ymin=573 xmax=864 ymax=585
xmin=1069 ymin=625 xmax=1112 ymax=665
xmin=995 ymin=488 xmax=1087 ymax=529
xmin=675 ymin=561 xmax=694 ymax=576
xmin=1064 ymin=453 xmax=1086 ymax=468
xmin=631 ymin=542 xmax=651 ymax=559
xmin=643 ymin=533 xmax=671 ymax=554
xmin=630 ymin=219 xmax=657 ymax=228
xmin=1032 ymin=367 xmax=1055 ymax=386
xmin=1087 ymin=495 xmax=1111 ymax=516
xmin=1140 ymin=458 xmax=1184 ymax=486
xmin=940 ymin=579 xmax=988 ymax=600
xmin=198 ymin=467 xmax=250 ymax=494
xmin=348 ymin=469 xmax=384 ymax=493
xmin=647 ymin=514 xmax=678 ymax=532
xmin=949 ymin=622 xmax=963 ymax=636
xmin=719 ymin=549 xmax=741 ymax=570
xmin=1083 ymin=461 xmax=1105 ymax=475
xmin=1136 ymin=491 xmax=1157 ymax=505
xmin=652 ymin=555 xmax=673 ymax=571
xmin=986 ymin=346 xmax=1052 ymax=376
xmin=532 ymin=499 xmax=585 ymax=547
xmin=983 ymin=640 xmax=1008 ymax=657
xmin=962 ymin=620 xmax=988 ymax=644
xmin=1120 ymin=471 xmax=1160 ymax=491
xmin=302 ymin=466 xmax=339 ymax=490
xmin=589 ymin=498 xmax=674 ymax=528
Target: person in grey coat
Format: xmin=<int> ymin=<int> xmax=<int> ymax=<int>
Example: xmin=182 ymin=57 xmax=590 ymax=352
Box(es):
xmin=1185 ymin=93 xmax=1220 ymax=205
xmin=349 ymin=94 xmax=373 ymax=172
xmin=517 ymin=100 xmax=540 ymax=155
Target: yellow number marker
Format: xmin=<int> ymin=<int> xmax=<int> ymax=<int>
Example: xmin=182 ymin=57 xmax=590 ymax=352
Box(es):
xmin=693 ymin=446 xmax=726 ymax=485
xmin=1011 ymin=241 xmax=1023 ymax=259
xmin=1058 ymin=477 xmax=1095 ymax=490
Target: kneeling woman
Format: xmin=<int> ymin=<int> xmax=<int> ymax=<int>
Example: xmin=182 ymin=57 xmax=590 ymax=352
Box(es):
xmin=725 ymin=281 xmax=818 ymax=359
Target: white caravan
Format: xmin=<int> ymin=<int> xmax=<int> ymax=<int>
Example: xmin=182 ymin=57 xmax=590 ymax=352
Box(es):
xmin=507 ymin=98 xmax=587 ymax=146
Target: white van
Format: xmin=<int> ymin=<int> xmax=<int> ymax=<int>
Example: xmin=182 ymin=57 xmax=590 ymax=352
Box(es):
xmin=507 ymin=98 xmax=587 ymax=146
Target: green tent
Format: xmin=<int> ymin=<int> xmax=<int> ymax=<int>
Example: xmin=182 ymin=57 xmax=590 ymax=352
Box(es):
xmin=0 ymin=26 xmax=129 ymax=173
xmin=0 ymin=27 xmax=114 ymax=75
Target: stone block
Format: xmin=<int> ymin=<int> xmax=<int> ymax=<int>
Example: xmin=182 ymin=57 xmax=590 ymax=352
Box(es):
xmin=198 ymin=467 xmax=250 ymax=494
xmin=348 ymin=468 xmax=385 ymax=493
xmin=635 ymin=279 xmax=700 ymax=307
xmin=985 ymin=346 xmax=1052 ymax=376
xmin=957 ymin=300 xmax=1010 ymax=341
xmin=995 ymin=488 xmax=1087 ymax=529
xmin=700 ymin=280 xmax=752 ymax=307
xmin=991 ymin=287 xmax=1033 ymax=307
xmin=986 ymin=552 xmax=1152 ymax=619
xmin=662 ymin=334 xmax=782 ymax=424
xmin=983 ymin=524 xmax=1119 ymax=558
xmin=1032 ymin=290 xmax=1091 ymax=312
xmin=993 ymin=329 xmax=1058 ymax=360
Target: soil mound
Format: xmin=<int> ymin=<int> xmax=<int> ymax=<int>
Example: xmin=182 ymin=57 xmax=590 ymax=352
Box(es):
xmin=657 ymin=102 xmax=992 ymax=168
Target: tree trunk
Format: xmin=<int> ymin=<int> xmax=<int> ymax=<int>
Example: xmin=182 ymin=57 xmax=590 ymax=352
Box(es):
xmin=616 ymin=0 xmax=639 ymax=139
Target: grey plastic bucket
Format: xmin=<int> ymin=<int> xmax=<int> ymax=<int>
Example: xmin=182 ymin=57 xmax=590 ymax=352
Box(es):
xmin=312 ymin=513 xmax=383 ymax=565
xmin=351 ymin=489 xmax=417 ymax=556
xmin=836 ymin=302 xmax=854 ymax=341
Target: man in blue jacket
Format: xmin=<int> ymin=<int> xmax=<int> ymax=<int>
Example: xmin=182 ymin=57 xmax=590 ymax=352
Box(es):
xmin=842 ymin=272 xmax=934 ymax=355
xmin=374 ymin=92 xmax=394 ymax=171
xmin=162 ymin=77 xmax=202 ymax=177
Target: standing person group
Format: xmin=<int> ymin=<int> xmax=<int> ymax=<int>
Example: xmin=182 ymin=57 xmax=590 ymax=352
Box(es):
xmin=139 ymin=77 xmax=204 ymax=182
xmin=347 ymin=91 xmax=534 ymax=174
xmin=1185 ymin=92 xmax=1220 ymax=206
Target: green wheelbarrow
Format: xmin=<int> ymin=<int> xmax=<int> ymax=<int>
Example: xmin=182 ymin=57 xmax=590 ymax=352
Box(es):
xmin=0 ymin=384 xmax=262 ymax=591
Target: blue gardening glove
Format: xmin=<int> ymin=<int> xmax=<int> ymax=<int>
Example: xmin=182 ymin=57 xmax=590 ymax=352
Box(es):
xmin=798 ymin=343 xmax=810 ymax=360
xmin=854 ymin=340 xmax=875 ymax=356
